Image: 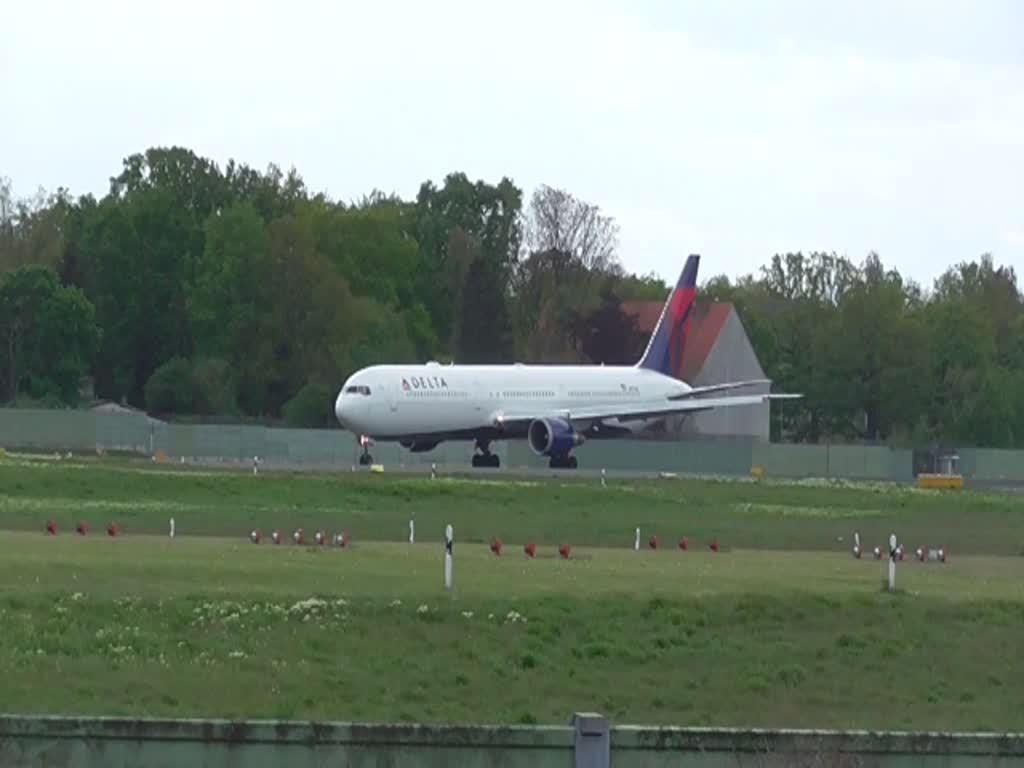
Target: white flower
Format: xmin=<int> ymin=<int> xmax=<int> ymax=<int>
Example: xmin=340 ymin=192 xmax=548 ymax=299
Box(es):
xmin=288 ymin=597 xmax=328 ymax=614
xmin=417 ymin=604 xmax=429 ymax=614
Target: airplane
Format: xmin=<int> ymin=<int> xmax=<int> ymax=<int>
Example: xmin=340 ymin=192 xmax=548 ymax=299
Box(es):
xmin=334 ymin=254 xmax=801 ymax=469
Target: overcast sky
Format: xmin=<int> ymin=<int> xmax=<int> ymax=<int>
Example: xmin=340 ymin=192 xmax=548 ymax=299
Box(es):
xmin=2 ymin=0 xmax=1021 ymax=288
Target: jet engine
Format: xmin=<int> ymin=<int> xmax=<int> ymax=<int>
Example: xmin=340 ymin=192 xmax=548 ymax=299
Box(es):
xmin=527 ymin=417 xmax=583 ymax=457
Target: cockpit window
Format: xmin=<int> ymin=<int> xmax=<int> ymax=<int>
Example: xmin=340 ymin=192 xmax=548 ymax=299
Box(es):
xmin=344 ymin=385 xmax=371 ymax=396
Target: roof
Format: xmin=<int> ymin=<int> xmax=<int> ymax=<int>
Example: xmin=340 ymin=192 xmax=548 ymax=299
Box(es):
xmin=621 ymin=300 xmax=733 ymax=381
xmin=92 ymin=401 xmax=166 ymax=426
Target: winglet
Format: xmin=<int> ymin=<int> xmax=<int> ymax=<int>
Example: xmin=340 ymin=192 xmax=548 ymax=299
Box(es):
xmin=636 ymin=254 xmax=699 ymax=377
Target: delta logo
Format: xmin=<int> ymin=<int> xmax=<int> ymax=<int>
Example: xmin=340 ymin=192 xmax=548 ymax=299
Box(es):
xmin=402 ymin=376 xmax=449 ymax=391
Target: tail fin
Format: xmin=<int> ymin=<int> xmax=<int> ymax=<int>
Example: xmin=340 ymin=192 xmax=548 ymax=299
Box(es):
xmin=636 ymin=254 xmax=699 ymax=378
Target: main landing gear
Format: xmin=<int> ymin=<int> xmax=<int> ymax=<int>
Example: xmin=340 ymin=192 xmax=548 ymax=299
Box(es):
xmin=549 ymin=454 xmax=578 ymax=470
xmin=471 ymin=439 xmax=500 ymax=469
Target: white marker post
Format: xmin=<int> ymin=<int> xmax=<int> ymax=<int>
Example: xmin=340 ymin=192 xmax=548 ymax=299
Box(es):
xmin=169 ymin=516 xmax=175 ymax=539
xmin=601 ymin=468 xmax=607 ymax=487
xmin=634 ymin=527 xmax=640 ymax=552
xmin=431 ymin=463 xmax=437 ymax=480
xmin=444 ymin=524 xmax=454 ymax=592
xmin=409 ymin=519 xmax=415 ymax=544
xmin=888 ymin=533 xmax=898 ymax=592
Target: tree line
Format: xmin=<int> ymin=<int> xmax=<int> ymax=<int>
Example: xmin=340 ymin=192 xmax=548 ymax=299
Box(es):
xmin=1 ymin=147 xmax=1021 ymax=448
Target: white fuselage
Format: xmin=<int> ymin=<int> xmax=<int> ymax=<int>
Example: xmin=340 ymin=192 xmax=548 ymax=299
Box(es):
xmin=334 ymin=363 xmax=691 ymax=440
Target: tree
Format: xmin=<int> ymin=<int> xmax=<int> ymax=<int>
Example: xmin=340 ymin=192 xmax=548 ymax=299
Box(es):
xmin=189 ymin=202 xmax=271 ymax=361
xmin=511 ymin=186 xmax=625 ymax=363
xmin=0 ymin=178 xmax=73 ymax=273
xmin=524 ymin=185 xmax=619 ymax=272
xmin=510 ymin=248 xmax=591 ymax=362
xmin=935 ymin=255 xmax=1021 ymax=366
xmin=569 ymin=283 xmax=647 ymax=365
xmin=455 ymin=252 xmax=514 ymax=363
xmin=829 ymin=253 xmax=927 ymax=441
xmin=615 ymin=271 xmax=670 ymax=302
xmin=282 ymin=381 xmax=334 ymax=428
xmin=144 ymin=358 xmax=194 ymax=414
xmin=412 ymin=172 xmax=523 ymax=351
xmin=312 ymin=202 xmax=419 ymax=308
xmin=0 ymin=265 xmax=100 ymax=404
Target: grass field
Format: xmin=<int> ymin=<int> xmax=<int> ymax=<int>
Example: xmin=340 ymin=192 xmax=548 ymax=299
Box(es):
xmin=3 ymin=454 xmax=1024 ymax=554
xmin=0 ymin=455 xmax=1022 ymax=730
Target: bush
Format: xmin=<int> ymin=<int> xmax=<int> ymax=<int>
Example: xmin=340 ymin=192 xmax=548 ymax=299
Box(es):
xmin=144 ymin=358 xmax=194 ymax=414
xmin=191 ymin=358 xmax=238 ymax=416
xmin=282 ymin=382 xmax=334 ymax=428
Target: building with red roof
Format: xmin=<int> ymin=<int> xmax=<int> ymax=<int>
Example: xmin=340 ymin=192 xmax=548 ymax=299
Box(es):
xmin=621 ymin=300 xmax=770 ymax=441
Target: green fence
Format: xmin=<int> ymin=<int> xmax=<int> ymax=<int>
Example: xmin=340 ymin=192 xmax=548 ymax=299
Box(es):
xmin=1 ymin=407 xmax=1020 ymax=484
xmin=1 ymin=714 xmax=1022 ymax=767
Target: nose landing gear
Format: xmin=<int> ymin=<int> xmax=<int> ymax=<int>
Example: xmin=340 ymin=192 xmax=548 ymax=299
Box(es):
xmin=357 ymin=435 xmax=374 ymax=466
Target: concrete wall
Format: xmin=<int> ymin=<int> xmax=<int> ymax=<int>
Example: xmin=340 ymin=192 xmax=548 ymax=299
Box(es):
xmin=2 ymin=715 xmax=1022 ymax=767
xmin=1 ymin=407 xmax=1017 ymax=484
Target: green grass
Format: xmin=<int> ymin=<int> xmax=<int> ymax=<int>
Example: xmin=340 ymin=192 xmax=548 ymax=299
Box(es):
xmin=0 ymin=455 xmax=1022 ymax=729
xmin=2 ymin=455 xmax=1023 ymax=555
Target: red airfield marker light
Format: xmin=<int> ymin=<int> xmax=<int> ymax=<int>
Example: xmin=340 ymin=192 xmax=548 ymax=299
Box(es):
xmin=76 ymin=522 xmax=88 ymax=536
xmin=315 ymin=530 xmax=327 ymax=546
xmin=709 ymin=538 xmax=720 ymax=553
xmin=559 ymin=543 xmax=571 ymax=560
xmin=678 ymin=537 xmax=688 ymax=551
xmin=46 ymin=520 xmax=57 ymax=536
xmin=293 ymin=528 xmax=305 ymax=545
xmin=271 ymin=530 xmax=282 ymax=545
xmin=524 ymin=542 xmax=536 ymax=558
xmin=250 ymin=529 xmax=262 ymax=544
xmin=490 ymin=539 xmax=503 ymax=556
xmin=335 ymin=532 xmax=349 ymax=549
xmin=648 ymin=535 xmax=659 ymax=550
xmin=106 ymin=523 xmax=118 ymax=538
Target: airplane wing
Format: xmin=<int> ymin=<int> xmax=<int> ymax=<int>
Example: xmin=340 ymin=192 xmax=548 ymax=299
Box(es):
xmin=491 ymin=392 xmax=801 ymax=429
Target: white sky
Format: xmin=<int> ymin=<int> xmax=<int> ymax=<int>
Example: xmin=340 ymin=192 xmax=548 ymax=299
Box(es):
xmin=2 ymin=0 xmax=1021 ymax=287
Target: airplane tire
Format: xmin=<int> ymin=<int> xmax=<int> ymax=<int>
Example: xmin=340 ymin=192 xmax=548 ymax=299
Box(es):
xmin=549 ymin=455 xmax=578 ymax=470
xmin=472 ymin=453 xmax=500 ymax=469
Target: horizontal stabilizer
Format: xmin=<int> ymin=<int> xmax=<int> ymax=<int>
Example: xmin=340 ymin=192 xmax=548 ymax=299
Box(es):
xmin=668 ymin=379 xmax=771 ymax=400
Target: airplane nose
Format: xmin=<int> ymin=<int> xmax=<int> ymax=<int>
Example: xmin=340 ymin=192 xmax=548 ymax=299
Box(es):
xmin=334 ymin=390 xmax=346 ymax=426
